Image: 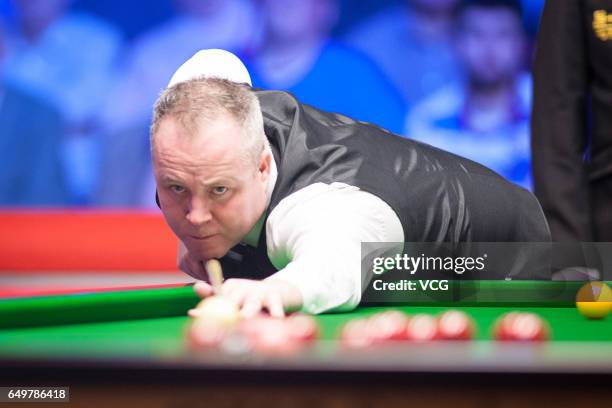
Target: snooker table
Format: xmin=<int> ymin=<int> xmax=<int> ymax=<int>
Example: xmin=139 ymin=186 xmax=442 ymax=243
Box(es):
xmin=1 ymin=280 xmax=612 ymax=407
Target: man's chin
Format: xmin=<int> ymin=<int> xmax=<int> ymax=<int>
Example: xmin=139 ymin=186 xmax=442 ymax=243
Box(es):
xmin=187 ymin=241 xmax=231 ymax=261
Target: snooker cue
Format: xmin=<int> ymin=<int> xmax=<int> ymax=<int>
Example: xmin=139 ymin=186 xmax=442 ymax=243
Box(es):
xmin=205 ymin=259 xmax=224 ymax=294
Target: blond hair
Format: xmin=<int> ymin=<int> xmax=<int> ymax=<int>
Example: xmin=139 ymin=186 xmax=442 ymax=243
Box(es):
xmin=150 ymin=77 xmax=267 ymax=165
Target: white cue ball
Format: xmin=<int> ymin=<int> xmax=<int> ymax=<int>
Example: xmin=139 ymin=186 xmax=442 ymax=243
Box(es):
xmin=192 ymin=296 xmax=240 ymax=327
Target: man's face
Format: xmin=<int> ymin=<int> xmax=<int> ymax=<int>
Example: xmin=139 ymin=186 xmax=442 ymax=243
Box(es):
xmin=152 ymin=115 xmax=271 ymax=261
xmin=456 ymin=7 xmax=525 ymax=87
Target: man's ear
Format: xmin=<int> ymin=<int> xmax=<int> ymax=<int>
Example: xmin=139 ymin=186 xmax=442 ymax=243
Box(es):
xmin=258 ymin=149 xmax=272 ymax=180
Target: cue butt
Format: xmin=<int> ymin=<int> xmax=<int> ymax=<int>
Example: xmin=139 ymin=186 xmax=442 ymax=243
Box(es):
xmin=205 ymin=259 xmax=224 ymax=294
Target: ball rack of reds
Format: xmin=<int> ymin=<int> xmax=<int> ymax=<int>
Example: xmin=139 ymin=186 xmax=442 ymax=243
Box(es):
xmin=180 ymin=263 xmax=612 ymax=354
xmin=187 ymin=299 xmax=554 ymax=354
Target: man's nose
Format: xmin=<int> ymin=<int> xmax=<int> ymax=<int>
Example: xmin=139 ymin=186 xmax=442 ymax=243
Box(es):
xmin=186 ymin=197 xmax=213 ymax=226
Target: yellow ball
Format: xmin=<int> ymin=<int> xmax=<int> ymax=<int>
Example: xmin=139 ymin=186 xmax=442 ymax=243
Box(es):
xmin=191 ymin=296 xmax=240 ymax=327
xmin=576 ymin=282 xmax=612 ymax=320
xmin=576 ymin=301 xmax=611 ymax=319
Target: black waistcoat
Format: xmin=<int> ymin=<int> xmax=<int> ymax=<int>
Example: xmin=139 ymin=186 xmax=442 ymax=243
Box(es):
xmin=220 ymin=91 xmax=551 ymax=279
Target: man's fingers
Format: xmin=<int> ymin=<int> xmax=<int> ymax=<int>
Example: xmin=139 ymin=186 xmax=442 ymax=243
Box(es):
xmin=193 ymin=280 xmax=214 ymax=298
xmin=264 ymin=292 xmax=285 ymax=318
xmin=222 ymin=278 xmax=248 ymax=291
xmin=192 ymin=279 xmax=288 ymax=319
xmin=240 ymin=296 xmax=263 ymax=318
xmin=223 ymin=283 xmax=249 ymax=306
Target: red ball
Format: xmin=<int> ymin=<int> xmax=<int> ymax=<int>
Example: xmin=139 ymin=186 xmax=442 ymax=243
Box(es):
xmin=492 ymin=312 xmax=519 ymax=341
xmin=340 ymin=319 xmax=374 ymax=349
xmin=238 ymin=314 xmax=268 ymax=339
xmin=187 ymin=317 xmax=229 ymax=348
xmin=286 ymin=314 xmax=319 ymax=342
xmin=510 ymin=312 xmax=550 ymax=341
xmin=405 ymin=314 xmax=438 ymax=342
xmin=493 ymin=312 xmax=550 ymax=342
xmin=366 ymin=311 xmax=410 ymax=343
xmin=249 ymin=317 xmax=302 ymax=355
xmin=437 ymin=310 xmax=475 ymax=341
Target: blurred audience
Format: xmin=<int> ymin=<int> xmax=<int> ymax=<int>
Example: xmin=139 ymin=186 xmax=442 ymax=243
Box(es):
xmin=0 ymin=0 xmax=545 ymax=208
xmin=346 ymin=0 xmax=460 ymax=109
xmin=2 ymin=0 xmax=122 ymax=203
xmin=97 ymin=0 xmax=259 ymax=207
xmin=0 ymin=19 xmax=69 ymax=205
xmin=247 ymin=0 xmax=405 ymax=134
xmin=405 ymin=0 xmax=532 ymax=189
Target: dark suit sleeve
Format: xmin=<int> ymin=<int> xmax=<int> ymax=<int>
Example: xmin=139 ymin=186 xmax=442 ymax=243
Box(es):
xmin=531 ymin=0 xmax=592 ymax=241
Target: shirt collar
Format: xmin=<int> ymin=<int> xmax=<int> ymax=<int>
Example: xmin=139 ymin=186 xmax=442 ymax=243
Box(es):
xmin=242 ymin=148 xmax=278 ymax=247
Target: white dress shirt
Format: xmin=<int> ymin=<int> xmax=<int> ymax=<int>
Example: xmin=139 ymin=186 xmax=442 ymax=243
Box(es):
xmin=246 ymin=150 xmax=405 ymax=314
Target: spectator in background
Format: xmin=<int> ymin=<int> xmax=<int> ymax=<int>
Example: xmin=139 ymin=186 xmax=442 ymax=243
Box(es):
xmin=1 ymin=0 xmax=122 ymax=203
xmin=246 ymin=0 xmax=405 ymax=134
xmin=0 ymin=19 xmax=69 ymax=205
xmin=346 ymin=0 xmax=460 ymax=109
xmin=97 ymin=0 xmax=258 ymax=207
xmin=405 ymin=0 xmax=532 ymax=189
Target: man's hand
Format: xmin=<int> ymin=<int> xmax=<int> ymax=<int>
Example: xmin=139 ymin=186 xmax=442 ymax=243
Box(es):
xmin=177 ymin=241 xmax=207 ymax=280
xmin=193 ymin=278 xmax=303 ymax=318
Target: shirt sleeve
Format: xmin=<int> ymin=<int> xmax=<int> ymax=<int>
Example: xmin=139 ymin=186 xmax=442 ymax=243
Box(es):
xmin=264 ymin=182 xmax=404 ymax=314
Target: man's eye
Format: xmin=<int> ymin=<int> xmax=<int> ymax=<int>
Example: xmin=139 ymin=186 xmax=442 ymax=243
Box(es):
xmin=170 ymin=185 xmax=186 ymax=194
xmin=212 ymin=186 xmax=228 ymax=195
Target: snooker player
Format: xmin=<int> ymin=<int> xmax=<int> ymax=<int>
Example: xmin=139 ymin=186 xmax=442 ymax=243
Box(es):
xmin=150 ymin=49 xmax=550 ymax=318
